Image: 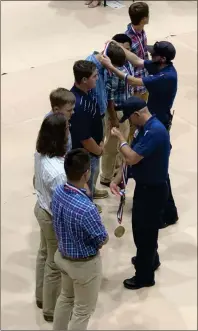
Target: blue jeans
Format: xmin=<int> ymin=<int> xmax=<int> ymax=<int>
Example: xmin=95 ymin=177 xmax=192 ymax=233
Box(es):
xmin=88 ymin=155 xmax=100 ymax=199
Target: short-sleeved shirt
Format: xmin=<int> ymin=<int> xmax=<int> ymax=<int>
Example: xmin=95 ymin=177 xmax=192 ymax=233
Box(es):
xmin=70 ymin=85 xmax=103 ymax=154
xmin=52 ymin=183 xmax=108 ymax=258
xmin=143 ymin=61 xmax=178 ymax=125
xmin=106 ymin=63 xmax=134 ymax=109
xmin=127 ymin=115 xmax=170 ymax=185
xmin=86 ymin=52 xmax=108 ymax=116
xmin=125 ymin=23 xmax=148 ymax=94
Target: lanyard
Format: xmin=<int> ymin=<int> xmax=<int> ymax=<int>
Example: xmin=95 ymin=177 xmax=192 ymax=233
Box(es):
xmin=117 ymin=165 xmax=128 ymax=224
xmin=131 ymin=25 xmax=145 ymax=59
xmin=64 ymin=183 xmax=91 ymax=201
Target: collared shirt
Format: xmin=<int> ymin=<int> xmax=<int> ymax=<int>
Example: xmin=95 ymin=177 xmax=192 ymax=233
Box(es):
xmin=125 ymin=23 xmax=149 ymax=94
xmin=45 ymin=111 xmax=72 ymax=152
xmin=143 ymin=61 xmax=178 ymax=125
xmin=127 ymin=116 xmax=170 ymax=185
xmin=70 ymin=85 xmax=103 ymax=152
xmin=86 ymin=52 xmax=108 ymax=116
xmin=34 ymin=152 xmax=66 ymax=215
xmin=106 ymin=63 xmax=134 ymax=109
xmin=52 ymin=183 xmax=108 ymax=258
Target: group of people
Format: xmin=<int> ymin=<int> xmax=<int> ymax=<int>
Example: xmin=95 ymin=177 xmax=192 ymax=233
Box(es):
xmin=33 ymin=2 xmax=179 ymax=330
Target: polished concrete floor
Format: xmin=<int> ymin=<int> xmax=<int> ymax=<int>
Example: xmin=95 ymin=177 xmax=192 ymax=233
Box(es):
xmin=1 ymin=1 xmax=197 ymax=330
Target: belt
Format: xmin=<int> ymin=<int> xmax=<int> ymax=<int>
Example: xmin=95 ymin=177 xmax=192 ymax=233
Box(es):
xmin=61 ymin=253 xmax=97 ymax=262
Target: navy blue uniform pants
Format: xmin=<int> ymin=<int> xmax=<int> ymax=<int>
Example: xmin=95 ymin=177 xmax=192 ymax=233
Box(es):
xmin=162 ymin=121 xmax=178 ymax=224
xmin=132 ymin=182 xmax=168 ymax=284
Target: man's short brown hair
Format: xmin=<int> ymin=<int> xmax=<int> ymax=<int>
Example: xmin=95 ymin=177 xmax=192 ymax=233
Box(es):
xmin=49 ymin=88 xmax=75 ymax=110
xmin=73 ymin=60 xmax=97 ymax=84
xmin=129 ymin=2 xmax=149 ymax=25
xmin=106 ymin=42 xmax=126 ymax=67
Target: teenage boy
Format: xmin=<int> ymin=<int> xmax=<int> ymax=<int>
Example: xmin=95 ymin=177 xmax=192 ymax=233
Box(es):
xmin=70 ymin=60 xmax=105 ymax=213
xmin=46 ymin=88 xmax=76 ymax=152
xmin=125 ymin=1 xmax=150 ymax=143
xmin=101 ymin=40 xmax=178 ymax=228
xmin=100 ymin=40 xmax=133 ymax=187
xmin=86 ymin=41 xmax=133 ymax=190
xmin=125 ymin=1 xmax=149 ymax=102
xmin=52 ymin=149 xmax=108 ymax=330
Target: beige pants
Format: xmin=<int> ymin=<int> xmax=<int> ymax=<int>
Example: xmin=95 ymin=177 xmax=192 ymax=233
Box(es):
xmin=93 ymin=117 xmax=105 ymax=188
xmin=128 ymin=91 xmax=149 ymax=144
xmin=100 ymin=111 xmax=130 ymax=183
xmin=34 ymin=202 xmax=61 ymax=317
xmin=53 ymin=250 xmax=102 ymax=331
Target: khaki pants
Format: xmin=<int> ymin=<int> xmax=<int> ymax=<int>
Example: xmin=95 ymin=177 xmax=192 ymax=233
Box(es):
xmin=34 ymin=202 xmax=61 ymax=317
xmin=53 ymin=250 xmax=102 ymax=331
xmin=128 ymin=91 xmax=149 ymax=144
xmin=93 ymin=117 xmax=105 ymax=188
xmin=100 ymin=111 xmax=130 ymax=183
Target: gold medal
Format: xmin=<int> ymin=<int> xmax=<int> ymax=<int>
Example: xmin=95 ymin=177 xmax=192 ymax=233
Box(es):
xmin=114 ymin=225 xmax=125 ymax=238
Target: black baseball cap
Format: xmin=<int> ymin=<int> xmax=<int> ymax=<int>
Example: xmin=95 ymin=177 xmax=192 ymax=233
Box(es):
xmin=120 ymin=96 xmax=147 ymax=123
xmin=147 ymin=41 xmax=176 ymax=61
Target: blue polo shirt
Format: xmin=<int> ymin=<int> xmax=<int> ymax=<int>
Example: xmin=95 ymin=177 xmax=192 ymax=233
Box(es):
xmin=127 ymin=115 xmax=170 ymax=185
xmin=142 ymin=60 xmax=177 ymax=125
xmin=70 ymin=85 xmax=103 ymax=153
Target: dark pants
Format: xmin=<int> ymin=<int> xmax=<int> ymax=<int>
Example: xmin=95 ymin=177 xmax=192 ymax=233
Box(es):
xmin=162 ymin=120 xmax=178 ymax=224
xmin=132 ymin=182 xmax=168 ymax=284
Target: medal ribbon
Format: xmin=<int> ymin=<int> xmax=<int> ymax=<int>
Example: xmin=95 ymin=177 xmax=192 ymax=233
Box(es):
xmin=117 ymin=165 xmax=127 ymax=224
xmin=131 ymin=25 xmax=145 ymax=59
xmin=64 ymin=183 xmax=91 ymax=201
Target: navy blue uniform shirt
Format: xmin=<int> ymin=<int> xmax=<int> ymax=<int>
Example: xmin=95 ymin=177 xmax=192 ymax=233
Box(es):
xmin=127 ymin=115 xmax=170 ymax=185
xmin=143 ymin=60 xmax=177 ymax=125
xmin=70 ymin=85 xmax=103 ymax=152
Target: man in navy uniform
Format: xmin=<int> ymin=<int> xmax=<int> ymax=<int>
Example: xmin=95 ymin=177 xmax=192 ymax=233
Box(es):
xmin=102 ymin=40 xmax=178 ymax=228
xmin=110 ymin=96 xmax=170 ymax=289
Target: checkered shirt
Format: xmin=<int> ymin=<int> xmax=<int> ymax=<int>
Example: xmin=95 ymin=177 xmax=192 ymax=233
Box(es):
xmin=52 ymin=184 xmax=108 ymax=258
xmin=125 ymin=23 xmax=149 ymax=94
xmin=106 ymin=63 xmax=134 ymax=108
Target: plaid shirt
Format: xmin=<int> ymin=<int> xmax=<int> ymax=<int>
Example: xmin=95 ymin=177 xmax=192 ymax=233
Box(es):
xmin=125 ymin=23 xmax=149 ymax=94
xmin=106 ymin=62 xmax=134 ymax=109
xmin=52 ymin=183 xmax=108 ymax=258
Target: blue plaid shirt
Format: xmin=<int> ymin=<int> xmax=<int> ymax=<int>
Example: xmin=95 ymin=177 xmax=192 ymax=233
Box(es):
xmin=106 ymin=63 xmax=134 ymax=109
xmin=52 ymin=183 xmax=108 ymax=258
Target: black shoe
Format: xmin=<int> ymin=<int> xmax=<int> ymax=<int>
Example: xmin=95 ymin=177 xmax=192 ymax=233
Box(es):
xmin=100 ymin=180 xmax=110 ymax=187
xmin=43 ymin=315 xmax=53 ymax=322
xmin=36 ymin=300 xmax=43 ymax=309
xmin=159 ymin=215 xmax=179 ymax=229
xmin=123 ymin=276 xmax=155 ymax=290
xmin=131 ymin=256 xmax=161 ymax=271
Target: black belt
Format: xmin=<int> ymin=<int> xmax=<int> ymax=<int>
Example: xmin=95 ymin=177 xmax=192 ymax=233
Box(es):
xmin=61 ymin=253 xmax=97 ymax=262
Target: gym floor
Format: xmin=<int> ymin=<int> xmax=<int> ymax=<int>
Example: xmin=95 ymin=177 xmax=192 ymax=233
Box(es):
xmin=1 ymin=1 xmax=197 ymax=330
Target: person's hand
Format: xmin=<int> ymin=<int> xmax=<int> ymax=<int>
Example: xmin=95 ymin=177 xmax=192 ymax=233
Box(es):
xmin=109 ymin=117 xmax=119 ymax=129
xmin=99 ymin=141 xmax=104 ymax=150
xmin=100 ymin=54 xmax=113 ymax=70
xmin=98 ymin=141 xmax=104 ymax=156
xmin=110 ymin=181 xmax=121 ymax=197
xmin=111 ymin=127 xmax=123 ymax=140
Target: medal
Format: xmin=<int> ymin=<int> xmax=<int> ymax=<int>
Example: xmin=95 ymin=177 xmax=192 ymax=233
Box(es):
xmin=114 ymin=225 xmax=125 ymax=238
xmin=114 ymin=165 xmax=127 ymax=238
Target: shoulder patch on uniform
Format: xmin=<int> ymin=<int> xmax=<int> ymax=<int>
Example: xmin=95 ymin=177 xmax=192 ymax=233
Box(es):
xmin=134 ymin=129 xmax=139 ymax=138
